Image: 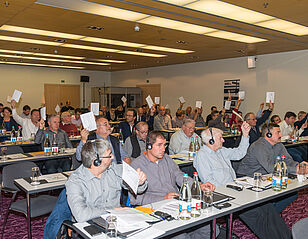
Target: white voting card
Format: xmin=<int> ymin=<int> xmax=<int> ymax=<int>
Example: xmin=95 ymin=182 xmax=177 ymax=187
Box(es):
xmin=238 ymin=91 xmax=245 ymax=100
xmin=154 ymin=97 xmax=160 ymax=104
xmin=165 ymin=104 xmax=169 ymax=109
xmin=90 ymin=103 xmax=99 ymax=116
xmin=55 ymin=104 xmax=60 ymax=113
xmin=80 ymin=112 xmax=97 ymax=131
xmin=224 ymin=100 xmax=231 ymax=110
xmin=266 ymin=92 xmax=275 ymax=103
xmin=122 ymin=161 xmax=139 ymax=195
xmin=12 ymin=89 xmax=22 ymax=103
xmin=195 ymin=101 xmax=202 ymax=108
xmin=179 ymin=96 xmax=185 ymax=103
xmin=121 ymin=96 xmax=127 ymax=103
xmin=6 ymin=96 xmax=12 ymax=103
xmin=146 ymin=95 xmax=154 ymax=109
xmin=232 ymin=110 xmax=243 ymax=121
xmin=40 ymin=107 xmax=46 ymax=121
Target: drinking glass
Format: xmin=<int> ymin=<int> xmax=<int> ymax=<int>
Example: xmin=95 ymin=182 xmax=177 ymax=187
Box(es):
xmin=252 ymin=172 xmax=263 ymax=192
xmin=106 ymin=215 xmax=117 ymax=238
xmin=31 ymin=167 xmax=40 ymax=185
xmin=30 ymin=133 xmax=36 ymax=141
xmin=1 ymin=147 xmax=8 ymax=160
xmin=297 ymin=163 xmax=306 ymax=182
xmin=202 ymin=189 xmax=213 ymax=214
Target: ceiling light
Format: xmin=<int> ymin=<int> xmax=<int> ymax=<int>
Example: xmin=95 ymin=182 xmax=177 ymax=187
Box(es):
xmin=82 ymin=37 xmax=144 ymax=48
xmin=0 ymin=35 xmax=61 ymax=46
xmin=94 ymin=59 xmax=126 ymax=63
xmin=35 ymin=0 xmax=266 ymax=43
xmin=158 ymin=0 xmax=308 ymax=36
xmin=141 ymin=45 xmax=192 ymax=53
xmin=205 ymin=30 xmax=267 ymax=43
xmin=117 ymin=51 xmax=166 ymax=57
xmin=0 ymin=61 xmax=84 ymax=69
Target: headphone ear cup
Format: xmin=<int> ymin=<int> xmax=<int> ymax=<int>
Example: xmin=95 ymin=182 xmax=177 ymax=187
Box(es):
xmin=147 ymin=143 xmax=152 ymax=150
xmin=93 ymin=153 xmax=101 ymax=167
xmin=209 ymin=138 xmax=215 ymax=145
xmin=266 ymin=132 xmax=272 ymax=138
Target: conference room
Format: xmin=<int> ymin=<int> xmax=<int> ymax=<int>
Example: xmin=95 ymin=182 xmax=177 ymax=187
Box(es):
xmin=0 ymin=0 xmax=308 ymax=239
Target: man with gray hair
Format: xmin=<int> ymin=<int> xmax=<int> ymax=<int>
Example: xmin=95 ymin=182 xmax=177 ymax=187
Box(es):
xmin=35 ymin=114 xmax=73 ymax=173
xmin=66 ymin=139 xmax=147 ymax=222
xmin=124 ymin=121 xmax=148 ymax=160
xmin=194 ymin=123 xmax=293 ymax=239
xmin=169 ymin=119 xmax=201 ymax=155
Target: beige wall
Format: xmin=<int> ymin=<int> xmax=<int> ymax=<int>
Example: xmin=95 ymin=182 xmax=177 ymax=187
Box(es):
xmin=111 ymin=49 xmax=308 ymax=118
xmin=0 ymin=64 xmax=110 ymax=114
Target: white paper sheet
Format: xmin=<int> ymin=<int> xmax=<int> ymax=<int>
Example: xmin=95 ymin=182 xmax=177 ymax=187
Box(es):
xmin=121 ymin=96 xmax=127 ymax=103
xmin=238 ymin=91 xmax=245 ymax=100
xmin=165 ymin=104 xmax=169 ymax=109
xmin=224 ymin=100 xmax=231 ymax=110
xmin=55 ymin=104 xmax=60 ymax=113
xmin=90 ymin=103 xmax=100 ymax=116
xmin=40 ymin=107 xmax=46 ymax=121
xmin=154 ymin=97 xmax=160 ymax=105
xmin=146 ymin=95 xmax=154 ymax=109
xmin=178 ymin=96 xmax=185 ymax=103
xmin=195 ymin=101 xmax=202 ymax=108
xmin=122 ymin=161 xmax=139 ymax=195
xmin=232 ymin=110 xmax=243 ymax=121
xmin=266 ymin=92 xmax=275 ymax=103
xmin=12 ymin=89 xmax=22 ymax=103
xmin=80 ymin=112 xmax=97 ymax=131
xmin=7 ymin=96 xmax=12 ymax=103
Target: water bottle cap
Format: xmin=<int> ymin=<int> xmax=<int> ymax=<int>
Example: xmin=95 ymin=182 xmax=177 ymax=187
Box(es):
xmin=276 ymin=156 xmax=281 ymax=159
xmin=193 ymin=172 xmax=198 ymax=176
xmin=183 ymin=173 xmax=188 ymax=177
xmin=281 ymin=155 xmax=285 ymax=157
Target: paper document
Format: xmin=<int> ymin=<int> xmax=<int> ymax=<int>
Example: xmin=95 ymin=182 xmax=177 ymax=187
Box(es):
xmin=235 ymin=176 xmax=272 ymax=189
xmin=266 ymin=92 xmax=275 ymax=103
xmin=121 ymin=96 xmax=127 ymax=103
xmin=40 ymin=173 xmax=67 ymax=183
xmin=122 ymin=161 xmax=139 ymax=195
xmin=145 ymin=95 xmax=154 ymax=109
xmin=195 ymin=101 xmax=202 ymax=108
xmin=90 ymin=103 xmax=100 ymax=116
xmin=232 ymin=110 xmax=243 ymax=121
xmin=238 ymin=91 xmax=245 ymax=100
xmin=40 ymin=107 xmax=46 ymax=121
xmin=12 ymin=89 xmax=22 ymax=103
xmin=7 ymin=96 xmax=12 ymax=103
xmin=179 ymin=96 xmax=185 ymax=103
xmin=155 ymin=201 xmax=179 ymax=218
xmin=80 ymin=112 xmax=97 ymax=131
xmin=154 ymin=97 xmax=160 ymax=104
xmin=55 ymin=104 xmax=60 ymax=113
xmin=224 ymin=101 xmax=231 ymax=110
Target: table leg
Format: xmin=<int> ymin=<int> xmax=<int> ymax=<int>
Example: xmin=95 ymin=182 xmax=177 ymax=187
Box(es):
xmin=27 ymin=193 xmax=32 ymax=239
xmin=226 ymin=213 xmax=233 ymax=239
xmin=212 ymin=218 xmax=216 ymax=239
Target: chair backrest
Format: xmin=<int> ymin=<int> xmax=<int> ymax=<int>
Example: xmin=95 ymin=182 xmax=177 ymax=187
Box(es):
xmin=1 ymin=145 xmax=24 ymax=155
xmin=71 ymin=154 xmax=81 ymax=170
xmin=292 ymin=217 xmax=308 ymax=239
xmin=2 ymin=161 xmax=39 ymax=190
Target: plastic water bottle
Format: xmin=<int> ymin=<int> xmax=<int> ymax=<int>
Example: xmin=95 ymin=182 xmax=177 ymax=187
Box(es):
xmin=191 ymin=172 xmax=201 ymax=218
xmin=10 ymin=126 xmax=17 ymax=144
xmin=272 ymin=156 xmax=282 ymax=191
xmin=51 ymin=133 xmax=59 ymax=155
xmin=281 ymin=155 xmax=288 ymax=189
xmin=44 ymin=133 xmax=52 ymax=156
xmin=17 ymin=126 xmax=23 ymax=143
xmin=179 ymin=174 xmax=191 ymax=220
xmin=188 ymin=137 xmax=195 ymax=160
xmin=119 ymin=129 xmax=124 ymax=146
xmin=194 ymin=136 xmax=200 ymax=152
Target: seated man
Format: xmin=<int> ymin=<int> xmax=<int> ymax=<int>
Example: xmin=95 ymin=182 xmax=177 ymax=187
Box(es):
xmin=244 ymin=101 xmax=273 ymax=144
xmin=119 ymin=109 xmax=137 ymax=141
xmin=184 ymin=106 xmax=194 ymax=119
xmin=11 ymin=100 xmax=40 ymax=140
xmin=61 ymin=100 xmax=74 ymax=113
xmin=66 ymin=139 xmax=147 ymax=222
xmin=35 ymin=115 xmax=73 ymax=173
xmin=76 ymin=116 xmax=130 ymax=164
xmin=279 ymin=111 xmax=305 ymax=141
xmin=136 ymin=107 xmax=146 ymax=122
xmin=21 ymin=104 xmax=31 ymax=119
xmin=294 ymin=111 xmax=308 ymax=136
xmin=193 ymin=107 xmax=206 ymax=127
xmin=270 ymin=114 xmax=282 ymax=124
xmin=208 ymin=109 xmax=227 ymax=131
xmin=205 ymin=106 xmax=217 ymax=126
xmin=171 ymin=110 xmax=185 ymax=128
xmin=124 ymin=121 xmax=148 ymax=160
xmin=71 ymin=108 xmax=82 ymax=128
xmin=129 ymin=131 xmax=217 ymax=239
xmin=153 ymin=106 xmax=172 ymax=131
xmin=194 ymin=123 xmax=292 ymax=239
xmin=60 ymin=111 xmax=79 ymax=136
xmin=169 ymin=119 xmax=201 ymax=155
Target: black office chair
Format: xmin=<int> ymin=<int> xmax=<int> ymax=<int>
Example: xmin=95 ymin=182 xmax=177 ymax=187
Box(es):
xmin=292 ymin=217 xmax=308 ymax=239
xmin=1 ymin=161 xmax=58 ymax=239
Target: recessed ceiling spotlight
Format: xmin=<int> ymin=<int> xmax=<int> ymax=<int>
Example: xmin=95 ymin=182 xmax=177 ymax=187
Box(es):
xmin=135 ymin=49 xmax=143 ymax=52
xmin=176 ymin=40 xmax=187 ymax=44
xmin=190 ymin=56 xmax=200 ymax=59
xmin=160 ymin=38 xmax=167 ymax=41
xmin=54 ymin=39 xmax=66 ymax=43
xmin=88 ymin=26 xmax=104 ymax=31
xmin=30 ymin=47 xmax=40 ymax=51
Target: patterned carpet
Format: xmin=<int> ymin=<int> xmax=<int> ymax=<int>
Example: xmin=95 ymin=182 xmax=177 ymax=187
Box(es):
xmin=1 ymin=189 xmax=308 ymax=239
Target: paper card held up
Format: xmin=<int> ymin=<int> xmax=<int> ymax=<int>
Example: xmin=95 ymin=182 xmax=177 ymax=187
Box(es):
xmin=196 ymin=101 xmax=202 ymax=108
xmin=12 ymin=90 xmax=22 ymax=103
xmin=238 ymin=91 xmax=245 ymax=100
xmin=90 ymin=103 xmax=100 ymax=116
xmin=121 ymin=96 xmax=127 ymax=103
xmin=266 ymin=92 xmax=275 ymax=103
xmin=80 ymin=112 xmax=97 ymax=131
xmin=146 ymin=95 xmax=154 ymax=109
xmin=154 ymin=97 xmax=160 ymax=104
xmin=179 ymin=96 xmax=185 ymax=103
xmin=224 ymin=101 xmax=231 ymax=110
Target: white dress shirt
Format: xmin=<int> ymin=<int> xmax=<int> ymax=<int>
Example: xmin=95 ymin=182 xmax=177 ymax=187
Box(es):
xmin=279 ymin=120 xmax=303 ymax=141
xmin=12 ymin=109 xmax=38 ymax=140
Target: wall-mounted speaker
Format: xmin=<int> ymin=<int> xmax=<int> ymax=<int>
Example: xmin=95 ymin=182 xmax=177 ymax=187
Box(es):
xmin=80 ymin=75 xmax=90 ymax=82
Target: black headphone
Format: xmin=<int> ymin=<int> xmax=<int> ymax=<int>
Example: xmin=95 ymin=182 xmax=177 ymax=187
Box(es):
xmin=209 ymin=128 xmax=215 ymax=145
xmin=92 ymin=140 xmax=101 ymax=167
xmin=146 ymin=135 xmax=152 ymax=150
xmin=266 ymin=127 xmax=272 ymax=138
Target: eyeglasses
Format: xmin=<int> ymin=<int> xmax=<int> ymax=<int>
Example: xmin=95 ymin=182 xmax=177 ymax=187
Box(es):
xmin=248 ymin=118 xmax=257 ymax=121
xmin=126 ymin=114 xmax=134 ymax=117
xmin=97 ymin=122 xmax=109 ymax=127
xmin=137 ymin=130 xmax=148 ymax=134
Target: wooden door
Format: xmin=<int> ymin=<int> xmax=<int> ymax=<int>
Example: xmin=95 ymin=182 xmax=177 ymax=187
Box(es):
xmin=44 ymin=84 xmax=80 ymax=114
xmin=136 ymin=84 xmax=161 ymax=105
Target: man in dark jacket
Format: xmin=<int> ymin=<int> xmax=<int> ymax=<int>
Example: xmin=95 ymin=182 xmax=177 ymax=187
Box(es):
xmin=119 ymin=109 xmax=137 ymax=141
